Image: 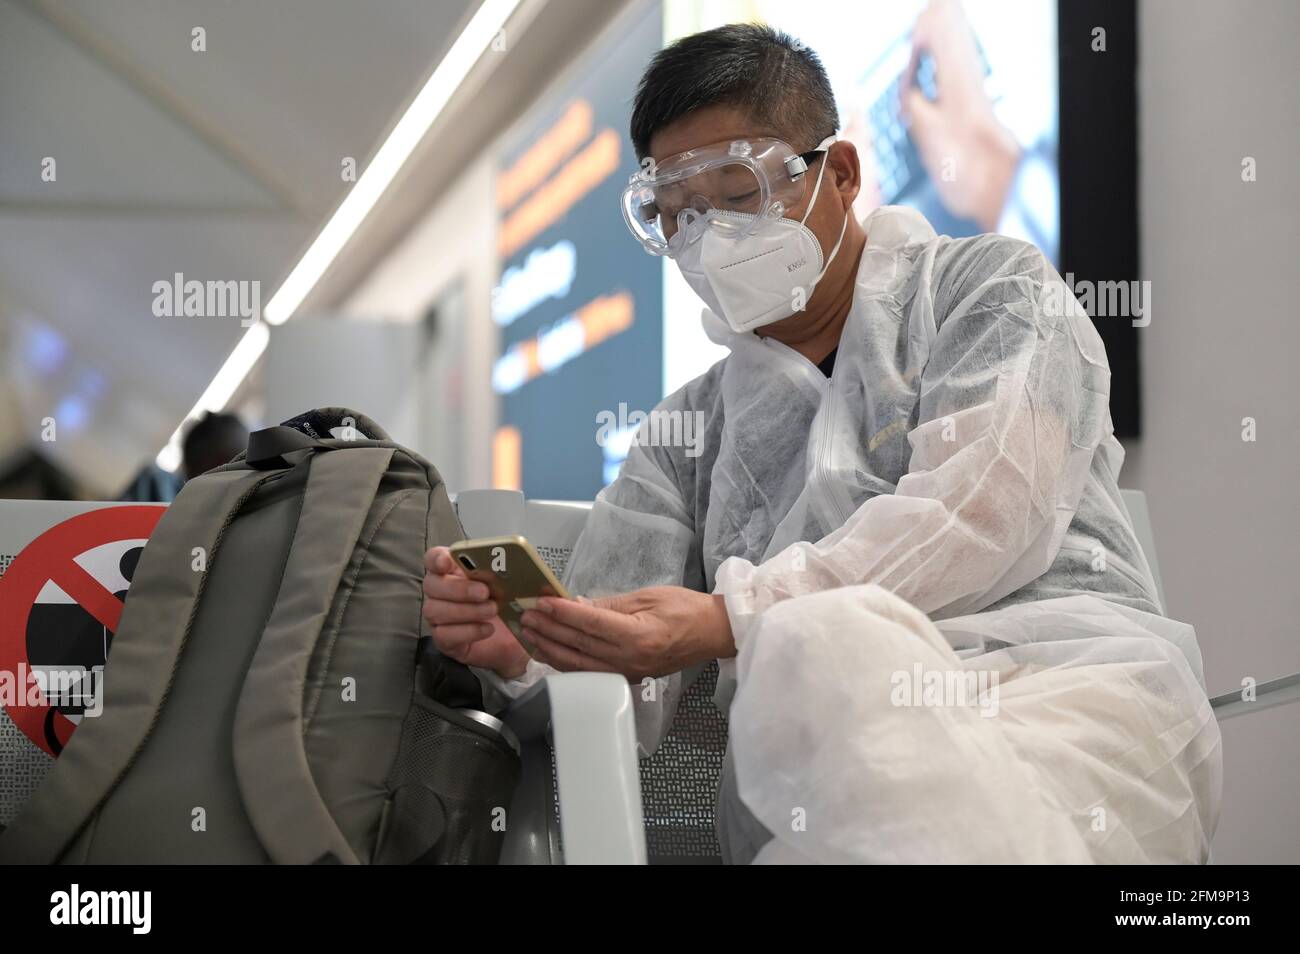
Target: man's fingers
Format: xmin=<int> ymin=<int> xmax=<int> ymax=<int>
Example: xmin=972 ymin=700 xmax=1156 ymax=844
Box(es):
xmin=902 ymin=36 xmax=925 ymax=101
xmin=423 ymin=571 xmax=490 ymax=603
xmin=900 ymin=86 xmax=941 ymax=152
xmin=534 ymin=596 xmax=639 ymax=642
xmin=422 ymin=596 xmax=497 ymax=626
xmin=900 ymin=84 xmax=936 ymax=128
xmin=430 ymin=621 xmax=495 ymax=653
xmin=423 ymin=546 xmax=493 ymax=604
xmin=521 ymin=608 xmax=609 ymax=658
xmin=912 ymin=0 xmax=937 ymax=49
xmin=423 ymin=546 xmax=461 ymax=576
xmin=527 ymin=632 xmax=617 ymax=674
xmin=589 ymin=592 xmax=644 ymax=614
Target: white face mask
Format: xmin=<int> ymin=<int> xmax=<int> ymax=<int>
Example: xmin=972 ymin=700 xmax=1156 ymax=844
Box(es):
xmin=673 ymin=136 xmax=849 ymax=333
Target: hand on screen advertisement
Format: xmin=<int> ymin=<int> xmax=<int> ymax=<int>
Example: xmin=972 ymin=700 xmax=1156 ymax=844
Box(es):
xmin=901 ymin=0 xmax=1022 ymax=231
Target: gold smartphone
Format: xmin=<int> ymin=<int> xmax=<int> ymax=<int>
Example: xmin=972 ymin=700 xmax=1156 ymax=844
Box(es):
xmin=448 ymin=535 xmax=571 ymax=655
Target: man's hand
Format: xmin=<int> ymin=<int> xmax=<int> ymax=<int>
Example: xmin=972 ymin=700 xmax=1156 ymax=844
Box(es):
xmin=519 ymin=586 xmax=735 ymax=682
xmin=422 ymin=546 xmax=530 ymax=679
xmin=901 ymin=0 xmax=1021 ymax=230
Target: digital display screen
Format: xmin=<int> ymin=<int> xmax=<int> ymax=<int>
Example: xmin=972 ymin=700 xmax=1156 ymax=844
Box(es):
xmin=491 ymin=3 xmax=664 ymax=499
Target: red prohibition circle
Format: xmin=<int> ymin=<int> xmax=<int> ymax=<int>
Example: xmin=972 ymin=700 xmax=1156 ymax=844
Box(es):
xmin=0 ymin=506 xmax=165 ymax=756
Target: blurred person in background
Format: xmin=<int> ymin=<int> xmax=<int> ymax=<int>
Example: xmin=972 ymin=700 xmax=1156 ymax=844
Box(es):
xmin=119 ymin=412 xmax=248 ymax=502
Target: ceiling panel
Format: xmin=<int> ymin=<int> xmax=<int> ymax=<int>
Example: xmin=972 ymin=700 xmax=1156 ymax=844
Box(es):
xmin=0 ymin=0 xmax=278 ymax=208
xmin=0 ymin=0 xmax=478 ymax=493
xmin=50 ymin=0 xmax=475 ymax=214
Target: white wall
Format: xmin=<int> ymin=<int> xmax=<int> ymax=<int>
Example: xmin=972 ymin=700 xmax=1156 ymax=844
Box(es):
xmin=339 ymin=158 xmax=499 ymax=493
xmin=1126 ymin=0 xmax=1300 ymax=863
xmin=264 ymin=319 xmax=425 ymax=449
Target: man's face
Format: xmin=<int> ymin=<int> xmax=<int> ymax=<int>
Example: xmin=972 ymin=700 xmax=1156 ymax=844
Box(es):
xmin=647 ymin=103 xmax=853 ymax=268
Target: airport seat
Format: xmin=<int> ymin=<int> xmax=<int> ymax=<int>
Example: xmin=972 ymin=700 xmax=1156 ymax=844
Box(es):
xmin=476 ymin=494 xmax=728 ymax=864
xmin=497 ymin=672 xmax=646 ymax=863
xmin=451 ymin=493 xmax=649 ymax=864
xmin=1119 ymin=489 xmax=1165 ymax=609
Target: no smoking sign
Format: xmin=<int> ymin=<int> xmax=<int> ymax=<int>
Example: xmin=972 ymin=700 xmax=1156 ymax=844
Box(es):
xmin=0 ymin=506 xmax=164 ymax=756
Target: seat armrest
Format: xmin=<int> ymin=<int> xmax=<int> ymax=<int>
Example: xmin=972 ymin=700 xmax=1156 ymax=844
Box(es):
xmin=501 ymin=673 xmax=646 ymax=864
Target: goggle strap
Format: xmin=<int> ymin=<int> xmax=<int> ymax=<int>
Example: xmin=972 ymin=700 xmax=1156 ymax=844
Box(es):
xmin=800 ymin=145 xmax=834 ymax=228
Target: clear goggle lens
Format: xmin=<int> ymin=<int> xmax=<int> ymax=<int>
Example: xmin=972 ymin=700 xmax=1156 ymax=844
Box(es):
xmin=621 ymin=139 xmax=816 ymax=256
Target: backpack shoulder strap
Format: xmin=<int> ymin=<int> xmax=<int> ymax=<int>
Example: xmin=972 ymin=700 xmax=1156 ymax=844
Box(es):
xmin=231 ymin=445 xmax=395 ymax=864
xmin=0 ymin=465 xmax=277 ymax=863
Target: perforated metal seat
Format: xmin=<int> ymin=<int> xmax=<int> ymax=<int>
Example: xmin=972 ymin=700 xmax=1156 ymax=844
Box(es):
xmin=508 ymin=498 xmax=726 ymax=863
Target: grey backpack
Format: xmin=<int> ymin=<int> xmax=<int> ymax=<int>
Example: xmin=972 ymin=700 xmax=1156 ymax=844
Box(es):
xmin=0 ymin=408 xmax=519 ymax=864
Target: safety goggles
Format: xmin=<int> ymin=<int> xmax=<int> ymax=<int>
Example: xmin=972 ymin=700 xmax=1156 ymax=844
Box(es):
xmin=620 ymin=137 xmax=830 ymax=256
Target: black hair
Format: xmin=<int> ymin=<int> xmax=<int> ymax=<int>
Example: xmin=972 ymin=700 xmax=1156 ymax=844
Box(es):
xmin=181 ymin=411 xmax=248 ymax=479
xmin=630 ymin=23 xmax=839 ymax=160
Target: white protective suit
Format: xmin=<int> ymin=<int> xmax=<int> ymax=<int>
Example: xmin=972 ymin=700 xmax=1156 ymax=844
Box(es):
xmin=479 ymin=205 xmax=1222 ymax=864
